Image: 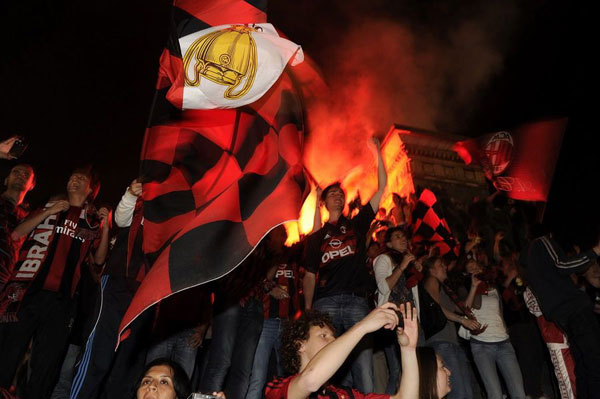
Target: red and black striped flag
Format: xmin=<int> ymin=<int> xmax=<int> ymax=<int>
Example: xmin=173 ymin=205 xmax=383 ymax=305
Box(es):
xmin=411 ymin=189 xmax=459 ymax=257
xmin=119 ymin=0 xmax=310 ymax=341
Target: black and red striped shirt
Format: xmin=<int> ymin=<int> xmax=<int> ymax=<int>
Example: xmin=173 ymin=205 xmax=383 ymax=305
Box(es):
xmin=305 ymin=206 xmax=376 ymax=300
xmin=263 ymin=260 xmax=299 ymax=320
xmin=266 ymin=375 xmax=389 ymax=399
xmin=18 ymin=205 xmax=101 ymax=297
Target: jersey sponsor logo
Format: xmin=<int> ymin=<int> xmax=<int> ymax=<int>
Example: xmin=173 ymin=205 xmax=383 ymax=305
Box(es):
xmin=328 ymin=239 xmax=343 ymax=249
xmin=55 ymin=219 xmax=86 ymax=242
xmin=321 ymin=244 xmax=355 ymax=264
xmin=275 ymin=269 xmax=294 ymax=278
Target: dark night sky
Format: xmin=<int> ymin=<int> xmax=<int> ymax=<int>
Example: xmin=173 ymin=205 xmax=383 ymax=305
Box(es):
xmin=1 ymin=1 xmax=597 ymax=244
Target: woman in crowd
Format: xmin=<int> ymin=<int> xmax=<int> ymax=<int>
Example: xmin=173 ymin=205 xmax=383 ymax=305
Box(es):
xmin=135 ymin=358 xmax=191 ymax=399
xmin=417 ymin=346 xmax=452 ymax=399
xmin=464 ymin=260 xmax=526 ymax=399
xmin=373 ymin=226 xmax=421 ymax=393
xmin=424 ymin=256 xmax=480 ymax=399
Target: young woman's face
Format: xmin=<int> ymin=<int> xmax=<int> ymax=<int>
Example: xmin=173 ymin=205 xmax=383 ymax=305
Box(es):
xmin=137 ymin=365 xmax=177 ymax=399
xmin=432 ymin=259 xmax=447 ymax=281
xmin=386 ymin=230 xmax=408 ymax=253
xmin=436 ymin=355 xmax=452 ymax=398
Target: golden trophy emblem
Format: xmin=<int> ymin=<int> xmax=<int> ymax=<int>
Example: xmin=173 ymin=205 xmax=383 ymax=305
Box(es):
xmin=183 ymin=25 xmax=259 ymax=100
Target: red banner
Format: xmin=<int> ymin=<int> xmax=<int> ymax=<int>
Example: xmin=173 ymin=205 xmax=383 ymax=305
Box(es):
xmin=453 ymin=118 xmax=567 ymax=201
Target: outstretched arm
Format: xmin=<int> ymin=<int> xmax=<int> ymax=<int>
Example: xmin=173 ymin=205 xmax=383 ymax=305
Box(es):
xmin=12 ymin=201 xmax=70 ymax=240
xmin=91 ymin=207 xmax=111 ymax=265
xmin=311 ymin=186 xmax=322 ymax=234
xmin=369 ymin=137 xmax=388 ymax=213
xmin=539 ymin=236 xmax=600 ymax=275
xmin=115 ymin=179 xmax=142 ymax=227
xmin=392 ymin=302 xmax=419 ymax=399
xmin=424 ymin=277 xmax=481 ymax=330
xmin=288 ymin=303 xmax=400 ymax=399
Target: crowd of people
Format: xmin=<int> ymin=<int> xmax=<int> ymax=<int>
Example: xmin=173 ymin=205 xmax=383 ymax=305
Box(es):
xmin=0 ymin=136 xmax=599 ymax=399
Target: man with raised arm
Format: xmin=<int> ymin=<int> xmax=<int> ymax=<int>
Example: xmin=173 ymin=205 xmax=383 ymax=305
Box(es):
xmin=266 ymin=302 xmax=418 ymax=399
xmin=302 ymin=137 xmax=387 ymax=393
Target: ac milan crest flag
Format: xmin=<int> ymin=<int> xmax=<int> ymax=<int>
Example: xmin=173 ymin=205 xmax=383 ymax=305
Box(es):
xmin=118 ymin=0 xmax=310 ymax=343
xmin=453 ymin=118 xmax=567 ymax=201
xmin=412 ymin=189 xmax=459 ymax=257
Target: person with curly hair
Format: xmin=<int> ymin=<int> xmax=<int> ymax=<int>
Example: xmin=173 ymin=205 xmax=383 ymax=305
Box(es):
xmin=266 ymin=302 xmax=418 ymax=399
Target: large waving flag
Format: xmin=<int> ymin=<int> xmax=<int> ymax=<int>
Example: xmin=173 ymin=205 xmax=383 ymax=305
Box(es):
xmin=453 ymin=118 xmax=567 ymax=201
xmin=119 ymin=0 xmax=310 ymax=342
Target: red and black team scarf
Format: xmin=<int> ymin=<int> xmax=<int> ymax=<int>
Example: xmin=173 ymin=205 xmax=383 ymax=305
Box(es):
xmin=441 ymin=282 xmax=487 ymax=335
xmin=0 ymin=203 xmax=99 ymax=323
xmin=0 ymin=205 xmax=60 ymax=322
xmin=441 ymin=282 xmax=474 ymax=319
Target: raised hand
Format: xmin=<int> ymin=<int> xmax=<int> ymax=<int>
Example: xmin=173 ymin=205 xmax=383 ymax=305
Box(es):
xmin=269 ymin=286 xmax=290 ymax=300
xmin=460 ymin=317 xmax=481 ymax=331
xmin=0 ymin=137 xmax=16 ymax=159
xmin=396 ymin=302 xmax=418 ymax=348
xmin=359 ymin=302 xmax=400 ymax=333
xmin=48 ymin=200 xmax=70 ymax=215
xmin=400 ymin=254 xmax=415 ymax=271
xmin=128 ymin=179 xmax=142 ymax=196
xmin=98 ymin=207 xmax=112 ymax=230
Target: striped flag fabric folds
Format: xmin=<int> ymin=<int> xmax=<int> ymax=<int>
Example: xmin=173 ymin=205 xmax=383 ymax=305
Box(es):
xmin=118 ymin=0 xmax=310 ymax=341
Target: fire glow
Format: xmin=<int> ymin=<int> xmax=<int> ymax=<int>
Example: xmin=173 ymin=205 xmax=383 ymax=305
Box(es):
xmin=284 ymin=128 xmax=415 ymax=245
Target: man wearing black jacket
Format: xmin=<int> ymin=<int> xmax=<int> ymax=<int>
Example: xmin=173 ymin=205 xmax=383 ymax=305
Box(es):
xmin=521 ymin=234 xmax=600 ymax=399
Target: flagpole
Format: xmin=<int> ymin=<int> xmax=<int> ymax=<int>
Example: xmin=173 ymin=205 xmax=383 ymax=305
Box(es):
xmin=536 ymin=201 xmax=547 ymax=223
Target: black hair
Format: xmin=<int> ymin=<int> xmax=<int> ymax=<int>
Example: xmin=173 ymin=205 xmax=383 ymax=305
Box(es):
xmin=383 ymin=226 xmax=410 ymax=265
xmin=423 ymin=256 xmax=442 ymax=277
xmin=384 ymin=226 xmax=409 ymax=244
xmin=321 ymin=182 xmax=344 ymax=202
xmin=280 ymin=310 xmax=336 ymax=375
xmin=417 ymin=346 xmax=441 ymax=399
xmin=134 ymin=358 xmax=191 ymax=399
xmin=71 ymin=165 xmax=100 ymax=201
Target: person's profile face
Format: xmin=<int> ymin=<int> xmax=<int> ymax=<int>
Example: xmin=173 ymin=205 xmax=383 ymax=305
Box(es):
xmin=434 ymin=259 xmax=447 ymax=281
xmin=137 ymin=365 xmax=177 ymax=399
xmin=386 ymin=230 xmax=408 ymax=253
xmin=301 ymin=325 xmax=335 ymax=362
xmin=436 ymin=355 xmax=451 ymax=398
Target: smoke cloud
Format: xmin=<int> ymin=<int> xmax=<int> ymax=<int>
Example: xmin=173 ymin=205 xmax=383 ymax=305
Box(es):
xmin=296 ymin=1 xmax=522 ymax=187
